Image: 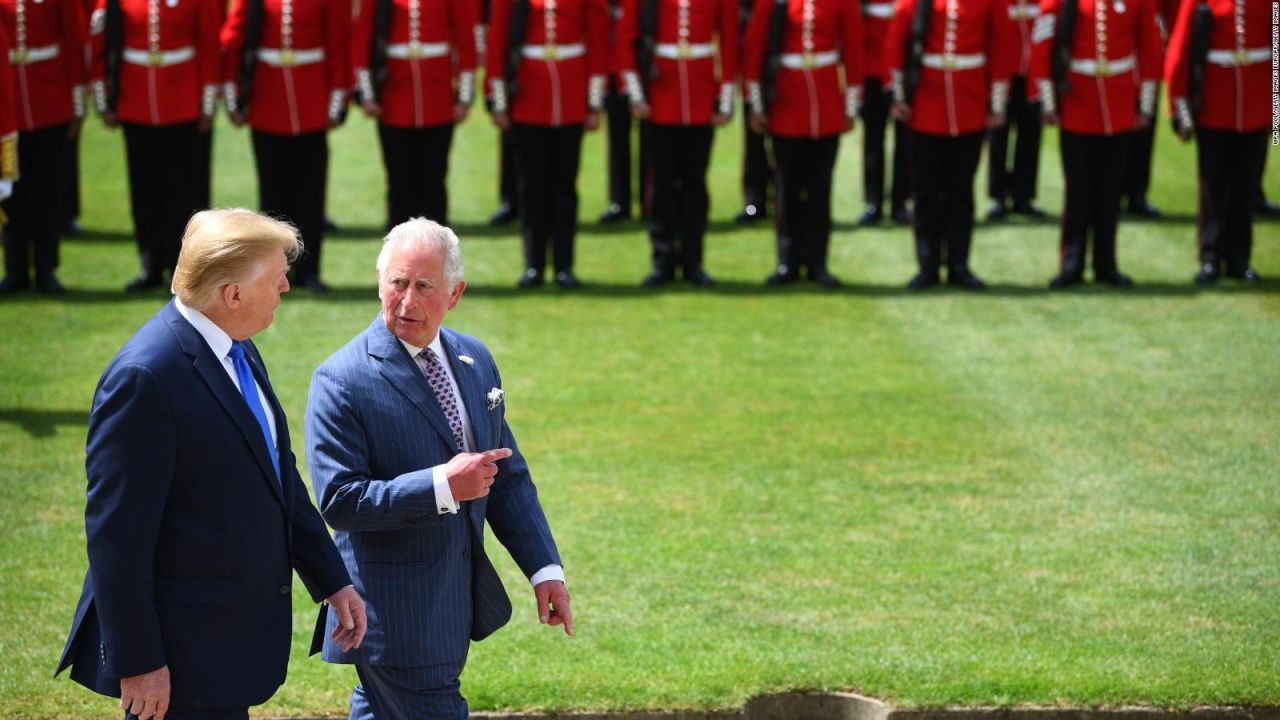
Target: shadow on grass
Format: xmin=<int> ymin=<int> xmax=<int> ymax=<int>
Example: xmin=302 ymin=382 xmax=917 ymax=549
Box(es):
xmin=0 ymin=408 xmax=89 ymax=438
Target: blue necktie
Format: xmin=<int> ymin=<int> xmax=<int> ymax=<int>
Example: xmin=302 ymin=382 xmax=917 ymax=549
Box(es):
xmin=228 ymin=341 xmax=280 ymax=483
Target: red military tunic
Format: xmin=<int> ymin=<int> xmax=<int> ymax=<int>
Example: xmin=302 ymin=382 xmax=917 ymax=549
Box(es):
xmin=486 ymin=0 xmax=610 ymax=125
xmin=0 ymin=21 xmax=17 ymax=183
xmin=222 ymin=0 xmax=351 ymax=135
xmin=743 ymin=0 xmax=863 ymax=139
xmin=861 ymin=0 xmax=892 ymax=82
xmin=1164 ymin=0 xmax=1269 ymax=132
xmin=886 ymin=0 xmax=1018 ymax=137
xmin=0 ymin=0 xmax=87 ymax=130
xmin=616 ymin=0 xmax=739 ymax=125
xmin=1030 ymin=0 xmax=1162 ymax=134
xmin=352 ymin=0 xmax=478 ymax=127
xmin=89 ymin=0 xmax=221 ymax=125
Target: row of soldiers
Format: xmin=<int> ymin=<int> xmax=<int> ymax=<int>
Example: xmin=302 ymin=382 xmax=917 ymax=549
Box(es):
xmin=0 ymin=0 xmax=1273 ymax=294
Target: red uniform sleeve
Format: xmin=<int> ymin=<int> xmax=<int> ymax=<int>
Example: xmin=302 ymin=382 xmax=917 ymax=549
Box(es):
xmin=451 ymin=0 xmax=479 ymax=71
xmin=883 ymin=0 xmax=914 ymax=82
xmin=718 ymin=0 xmax=739 ymax=82
xmin=0 ymin=22 xmax=17 ymax=161
xmin=586 ymin=0 xmax=611 ymax=77
xmin=1162 ymin=0 xmax=1194 ymax=111
xmin=60 ymin=0 xmax=89 ymax=87
xmin=841 ymin=0 xmax=863 ymax=89
xmin=326 ymin=0 xmax=352 ymax=91
xmin=485 ymin=0 xmax=510 ymax=95
xmin=1135 ymin=0 xmax=1162 ymax=82
xmin=89 ymin=0 xmax=107 ymax=83
xmin=615 ymin=0 xmax=639 ymax=76
xmin=351 ymin=0 xmax=375 ymax=75
xmin=1026 ymin=0 xmax=1057 ymax=98
xmin=197 ymin=0 xmax=223 ymax=92
xmin=987 ymin=0 xmax=1018 ymax=86
xmin=221 ymin=0 xmax=248 ymax=86
xmin=742 ymin=0 xmax=772 ymax=83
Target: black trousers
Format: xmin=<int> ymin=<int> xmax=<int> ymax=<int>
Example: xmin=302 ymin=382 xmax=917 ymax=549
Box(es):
xmin=742 ymin=121 xmax=773 ymax=209
xmin=499 ymin=128 xmax=518 ymax=210
xmin=196 ymin=125 xmax=213 ymax=209
xmin=123 ymin=122 xmax=202 ymax=277
xmin=604 ymin=80 xmax=634 ymax=211
xmin=513 ymin=123 xmax=584 ymax=274
xmin=1058 ymin=131 xmax=1132 ymax=276
xmin=3 ymin=122 xmax=70 ymax=283
xmin=909 ymin=129 xmax=984 ymax=276
xmin=378 ymin=122 xmax=455 ymax=229
xmin=1122 ymin=84 xmax=1159 ymax=205
xmin=644 ymin=123 xmax=714 ymax=277
xmin=251 ymin=129 xmax=328 ymax=283
xmin=860 ymin=77 xmax=911 ymax=213
xmin=987 ymin=75 xmax=1042 ymax=204
xmin=64 ymin=132 xmax=81 ymax=222
xmin=772 ymin=134 xmax=839 ymax=277
xmin=1195 ymin=127 xmax=1267 ymax=272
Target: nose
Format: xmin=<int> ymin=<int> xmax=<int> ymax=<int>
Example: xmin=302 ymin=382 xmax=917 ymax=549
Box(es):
xmin=280 ymin=275 xmax=291 ymax=293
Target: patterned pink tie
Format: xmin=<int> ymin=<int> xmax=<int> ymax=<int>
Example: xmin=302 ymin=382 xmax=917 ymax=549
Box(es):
xmin=418 ymin=349 xmax=466 ymax=451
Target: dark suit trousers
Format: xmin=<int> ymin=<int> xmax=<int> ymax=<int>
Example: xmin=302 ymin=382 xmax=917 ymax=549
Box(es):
xmin=351 ymin=660 xmax=469 ymax=720
xmin=910 ymin=129 xmax=984 ymax=276
xmin=128 ymin=709 xmax=248 ymax=720
xmin=1058 ymin=130 xmax=1132 ymax=276
xmin=986 ymin=75 xmax=1042 ymax=204
xmin=860 ymin=77 xmax=911 ymax=212
xmin=3 ymin=122 xmax=69 ymax=284
xmin=251 ymin=130 xmax=328 ymax=283
xmin=123 ymin=122 xmax=202 ymax=277
xmin=378 ymin=122 xmax=455 ymax=229
xmin=513 ymin=123 xmax=584 ymax=274
xmin=772 ymin=134 xmax=839 ymax=277
xmin=644 ymin=122 xmax=713 ymax=277
xmin=742 ymin=120 xmax=772 ymax=209
xmin=1195 ymin=127 xmax=1267 ymax=272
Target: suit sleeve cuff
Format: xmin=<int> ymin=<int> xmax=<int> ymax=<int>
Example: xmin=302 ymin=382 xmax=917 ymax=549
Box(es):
xmin=529 ymin=564 xmax=565 ymax=586
xmin=432 ymin=464 xmax=459 ymax=514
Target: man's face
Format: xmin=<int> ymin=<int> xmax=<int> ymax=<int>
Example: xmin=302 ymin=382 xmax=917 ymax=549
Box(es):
xmin=378 ymin=241 xmax=465 ymax=347
xmin=237 ymin=251 xmax=291 ymax=337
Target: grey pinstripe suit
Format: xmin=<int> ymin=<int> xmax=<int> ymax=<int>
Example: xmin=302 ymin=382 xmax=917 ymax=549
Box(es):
xmin=305 ymin=317 xmax=562 ymax=670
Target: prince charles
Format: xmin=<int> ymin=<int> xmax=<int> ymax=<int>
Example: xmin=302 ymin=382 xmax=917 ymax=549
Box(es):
xmin=305 ymin=218 xmax=573 ymax=720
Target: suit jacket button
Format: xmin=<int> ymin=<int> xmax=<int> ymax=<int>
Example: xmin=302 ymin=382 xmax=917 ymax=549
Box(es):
xmin=279 ymin=585 xmax=290 ymax=595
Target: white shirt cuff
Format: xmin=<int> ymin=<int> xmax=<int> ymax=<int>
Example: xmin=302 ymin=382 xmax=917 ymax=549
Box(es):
xmin=432 ymin=464 xmax=459 ymax=514
xmin=529 ymin=564 xmax=565 ymax=587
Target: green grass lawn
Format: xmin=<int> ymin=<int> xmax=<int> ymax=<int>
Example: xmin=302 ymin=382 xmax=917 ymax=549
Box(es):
xmin=1 ymin=112 xmax=1278 ymax=718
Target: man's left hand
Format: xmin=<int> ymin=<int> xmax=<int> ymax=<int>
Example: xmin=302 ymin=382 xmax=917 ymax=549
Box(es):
xmin=327 ymin=585 xmax=367 ymax=651
xmin=534 ymin=579 xmax=573 ymax=636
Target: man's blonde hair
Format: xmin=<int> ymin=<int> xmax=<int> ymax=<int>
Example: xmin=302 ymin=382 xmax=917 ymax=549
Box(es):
xmin=172 ymin=209 xmax=303 ymax=310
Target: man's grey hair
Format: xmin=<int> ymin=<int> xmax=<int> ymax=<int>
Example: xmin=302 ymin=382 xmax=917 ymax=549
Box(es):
xmin=376 ymin=218 xmax=465 ymax=290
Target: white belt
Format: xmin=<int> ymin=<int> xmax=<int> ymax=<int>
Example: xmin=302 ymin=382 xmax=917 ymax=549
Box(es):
xmin=653 ymin=42 xmax=716 ymax=59
xmin=521 ymin=43 xmax=585 ymax=60
xmin=1205 ymin=47 xmax=1269 ymax=66
xmin=922 ymin=52 xmax=986 ymax=70
xmin=122 ymin=46 xmax=195 ymax=67
xmin=8 ymin=43 xmax=59 ymax=64
xmin=1069 ymin=54 xmax=1134 ymax=76
xmin=862 ymin=2 xmax=894 ymax=18
xmin=778 ymin=50 xmax=839 ymax=69
xmin=386 ymin=41 xmax=450 ymax=59
xmin=1008 ymin=4 xmax=1041 ymax=19
xmin=256 ymin=47 xmax=326 ymax=67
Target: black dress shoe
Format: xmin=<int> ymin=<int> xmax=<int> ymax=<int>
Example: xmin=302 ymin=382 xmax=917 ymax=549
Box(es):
xmin=811 ymin=271 xmax=841 ymax=289
xmin=687 ymin=270 xmax=715 ymax=287
xmin=0 ymin=275 xmax=29 ymax=295
xmin=1194 ymin=262 xmax=1220 ymax=285
xmin=907 ymin=272 xmax=940 ymax=290
xmin=856 ymin=205 xmax=882 ymax=226
xmin=62 ymin=217 xmax=83 ymax=237
xmin=489 ymin=203 xmax=518 ymax=226
xmin=891 ymin=206 xmax=913 ymax=225
xmin=1095 ymin=270 xmax=1133 ymax=287
xmin=1255 ymin=198 xmax=1280 ymax=217
xmin=1126 ymin=199 xmax=1162 ymax=218
xmin=1049 ymin=271 xmax=1084 ymax=289
xmin=597 ymin=203 xmax=630 ymax=224
xmin=948 ymin=269 xmax=987 ymax=291
xmin=642 ymin=271 xmax=674 ymax=288
xmin=516 ymin=268 xmax=544 ymax=288
xmin=303 ymin=277 xmax=331 ymax=293
xmin=986 ymin=200 xmax=1008 ymax=221
xmin=125 ymin=271 xmax=164 ymax=292
xmin=1012 ymin=201 xmax=1047 ymax=218
xmin=734 ymin=204 xmax=764 ymax=224
xmin=554 ymin=271 xmax=581 ymax=289
xmin=323 ymin=216 xmax=341 ymax=233
xmin=1225 ymin=267 xmax=1261 ymax=283
xmin=765 ymin=268 xmax=798 ymax=285
xmin=35 ymin=274 xmax=66 ymax=294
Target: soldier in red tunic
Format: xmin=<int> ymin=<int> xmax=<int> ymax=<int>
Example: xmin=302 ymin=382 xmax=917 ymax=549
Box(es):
xmin=985 ymin=0 xmax=1046 ymax=219
xmin=0 ymin=22 xmax=18 ymax=239
xmin=486 ymin=0 xmax=610 ymax=289
xmin=856 ymin=0 xmax=910 ymax=225
xmin=618 ymin=0 xmax=737 ymax=286
xmin=0 ymin=0 xmax=86 ymax=294
xmin=91 ymin=0 xmax=221 ymax=291
xmin=888 ymin=0 xmax=1017 ymax=290
xmin=1032 ymin=0 xmax=1162 ymax=288
xmin=1165 ymin=0 xmax=1269 ymax=283
xmin=745 ymin=0 xmax=862 ymax=288
xmin=222 ymin=0 xmax=350 ymax=291
xmin=353 ymin=0 xmax=477 ymax=228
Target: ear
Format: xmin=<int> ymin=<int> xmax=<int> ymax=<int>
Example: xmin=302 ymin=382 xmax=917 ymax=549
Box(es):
xmin=220 ymin=282 xmax=243 ymax=310
xmin=447 ymin=279 xmax=467 ymax=309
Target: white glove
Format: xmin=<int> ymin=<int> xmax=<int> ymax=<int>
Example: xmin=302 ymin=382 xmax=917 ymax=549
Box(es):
xmin=0 ymin=180 xmax=13 ymax=202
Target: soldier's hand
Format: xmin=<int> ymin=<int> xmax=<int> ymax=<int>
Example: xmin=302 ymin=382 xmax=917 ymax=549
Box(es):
xmin=1176 ymin=125 xmax=1193 ymax=142
xmin=445 ymin=448 xmax=512 ymax=501
xmin=986 ymin=112 xmax=1005 ymax=129
xmin=890 ymin=102 xmax=911 ymax=122
xmin=1040 ymin=111 xmax=1058 ymax=126
xmin=631 ymin=100 xmax=652 ymax=120
xmin=492 ymin=111 xmax=511 ymax=130
xmin=103 ymin=112 xmax=120 ymax=130
xmin=361 ymin=99 xmax=382 ymax=118
xmin=453 ymin=103 xmax=470 ymax=123
xmin=748 ymin=112 xmax=768 ymax=133
xmin=584 ymin=111 xmax=601 ymax=131
xmin=1134 ymin=113 xmax=1152 ymax=130
xmin=844 ymin=117 xmax=856 ymax=133
xmin=198 ymin=114 xmax=213 ymax=132
xmin=230 ymin=112 xmax=247 ymax=127
xmin=712 ymin=112 xmax=731 ymax=127
xmin=68 ymin=119 xmax=83 ymax=138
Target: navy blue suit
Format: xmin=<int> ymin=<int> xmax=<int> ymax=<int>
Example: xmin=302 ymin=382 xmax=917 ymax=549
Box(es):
xmin=56 ymin=301 xmax=352 ymax=711
xmin=305 ymin=318 xmax=561 ymax=674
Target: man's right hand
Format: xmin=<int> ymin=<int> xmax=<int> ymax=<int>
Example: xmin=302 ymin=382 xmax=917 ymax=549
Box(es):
xmin=445 ymin=448 xmax=512 ymax=501
xmin=121 ymin=665 xmax=170 ymax=720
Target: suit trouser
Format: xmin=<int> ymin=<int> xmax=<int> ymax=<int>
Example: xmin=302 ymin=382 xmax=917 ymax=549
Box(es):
xmin=1195 ymin=127 xmax=1267 ymax=272
xmin=1122 ymin=83 xmax=1159 ymax=205
xmin=123 ymin=122 xmax=202 ymax=277
xmin=2 ymin=123 xmax=69 ymax=284
xmin=128 ymin=708 xmax=248 ymax=720
xmin=772 ymin=134 xmax=839 ymax=277
xmin=1057 ymin=130 xmax=1131 ymax=276
xmin=986 ymin=75 xmax=1042 ymax=204
xmin=252 ymin=129 xmax=328 ymax=283
xmin=499 ymin=128 xmax=518 ymax=210
xmin=378 ymin=122 xmax=455 ymax=229
xmin=644 ymin=122 xmax=714 ymax=277
xmin=860 ymin=77 xmax=911 ymax=213
xmin=910 ymin=129 xmax=983 ymax=276
xmin=513 ymin=123 xmax=584 ymax=274
xmin=350 ymin=660 xmax=469 ymax=720
xmin=742 ymin=121 xmax=772 ymax=210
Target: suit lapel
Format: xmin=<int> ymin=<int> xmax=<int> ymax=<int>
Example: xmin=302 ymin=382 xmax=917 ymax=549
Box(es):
xmin=368 ymin=318 xmax=461 ymax=454
xmin=441 ymin=330 xmax=490 ymax=451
